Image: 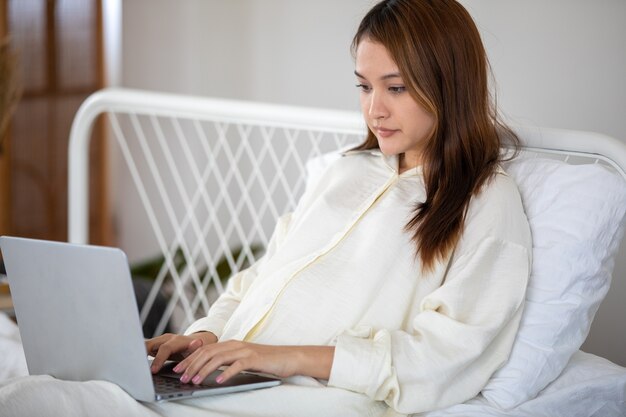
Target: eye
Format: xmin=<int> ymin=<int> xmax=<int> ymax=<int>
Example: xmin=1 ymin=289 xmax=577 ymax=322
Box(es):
xmin=389 ymin=86 xmax=406 ymax=94
xmin=355 ymin=83 xmax=371 ymax=93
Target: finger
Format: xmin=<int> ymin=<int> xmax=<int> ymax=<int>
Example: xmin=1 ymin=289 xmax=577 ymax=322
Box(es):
xmin=173 ymin=338 xmax=204 ymax=373
xmin=145 ymin=333 xmax=172 ymax=356
xmin=176 ymin=338 xmax=204 ymax=362
xmin=185 ymin=348 xmax=246 ymax=385
xmin=190 ymin=353 xmax=239 ymax=385
xmin=185 ymin=338 xmax=203 ymax=355
xmin=151 ymin=337 xmax=195 ymax=373
xmin=174 ymin=344 xmax=204 ymax=375
xmin=151 ymin=344 xmax=174 ymax=373
xmin=179 ymin=348 xmax=220 ymax=383
xmin=176 ymin=340 xmax=233 ymax=375
xmin=214 ymin=359 xmax=250 ymax=384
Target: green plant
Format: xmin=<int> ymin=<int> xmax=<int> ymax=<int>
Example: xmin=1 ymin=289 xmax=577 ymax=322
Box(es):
xmin=130 ymin=244 xmax=264 ymax=286
xmin=130 ymin=244 xmax=263 ymax=336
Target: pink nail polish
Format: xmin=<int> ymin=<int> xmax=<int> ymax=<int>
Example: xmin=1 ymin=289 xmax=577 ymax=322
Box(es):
xmin=180 ymin=374 xmax=189 ymax=383
xmin=192 ymin=375 xmax=202 ymax=384
xmin=215 ymin=375 xmax=224 ymax=384
xmin=173 ymin=365 xmax=181 ymax=373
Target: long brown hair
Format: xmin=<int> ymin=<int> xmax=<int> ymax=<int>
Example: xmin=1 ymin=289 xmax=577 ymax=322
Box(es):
xmin=352 ymin=0 xmax=519 ymax=271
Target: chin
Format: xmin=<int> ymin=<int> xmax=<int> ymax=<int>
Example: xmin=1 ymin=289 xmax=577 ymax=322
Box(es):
xmin=376 ymin=140 xmax=404 ymax=157
xmin=379 ymin=148 xmax=400 ymax=157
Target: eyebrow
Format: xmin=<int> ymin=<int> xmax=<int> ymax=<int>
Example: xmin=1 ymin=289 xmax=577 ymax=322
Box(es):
xmin=354 ymin=70 xmax=402 ymax=81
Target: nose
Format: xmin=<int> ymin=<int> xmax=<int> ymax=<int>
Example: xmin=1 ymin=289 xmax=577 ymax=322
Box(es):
xmin=367 ymin=91 xmax=389 ymax=120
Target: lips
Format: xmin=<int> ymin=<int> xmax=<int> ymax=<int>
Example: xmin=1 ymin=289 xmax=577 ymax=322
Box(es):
xmin=374 ymin=127 xmax=399 ymax=138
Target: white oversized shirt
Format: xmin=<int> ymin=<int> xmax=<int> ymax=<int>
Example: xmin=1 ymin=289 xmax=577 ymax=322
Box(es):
xmin=185 ymin=150 xmax=532 ymax=414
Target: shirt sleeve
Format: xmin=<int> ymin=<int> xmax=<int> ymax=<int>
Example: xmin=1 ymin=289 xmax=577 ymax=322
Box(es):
xmin=328 ymin=236 xmax=530 ymax=413
xmin=184 ymin=212 xmax=292 ymax=338
xmin=328 ymin=173 xmax=532 ymax=413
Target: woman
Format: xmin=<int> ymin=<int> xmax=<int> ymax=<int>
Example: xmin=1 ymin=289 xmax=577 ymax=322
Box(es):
xmin=0 ymin=0 xmax=531 ymax=416
xmin=146 ymin=0 xmax=531 ymax=413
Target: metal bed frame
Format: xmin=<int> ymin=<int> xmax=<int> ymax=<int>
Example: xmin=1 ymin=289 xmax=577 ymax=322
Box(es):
xmin=67 ymin=88 xmax=626 ymax=337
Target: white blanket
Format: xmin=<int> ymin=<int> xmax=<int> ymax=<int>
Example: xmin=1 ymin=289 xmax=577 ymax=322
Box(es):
xmin=0 ymin=313 xmax=27 ymax=381
xmin=1 ymin=344 xmax=624 ymax=417
xmin=1 ymin=313 xmax=624 ymax=417
xmin=421 ymin=351 xmax=626 ymax=417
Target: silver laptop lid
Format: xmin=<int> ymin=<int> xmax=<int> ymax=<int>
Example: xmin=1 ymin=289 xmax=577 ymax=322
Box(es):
xmin=0 ymin=236 xmax=156 ymax=401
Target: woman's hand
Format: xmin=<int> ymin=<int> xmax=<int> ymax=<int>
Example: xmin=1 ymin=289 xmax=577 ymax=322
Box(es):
xmin=172 ymin=340 xmax=335 ymax=385
xmin=145 ymin=331 xmax=218 ymax=373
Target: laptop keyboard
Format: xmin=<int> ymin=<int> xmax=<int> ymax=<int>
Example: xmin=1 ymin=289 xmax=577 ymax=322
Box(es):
xmin=152 ymin=366 xmax=280 ymax=400
xmin=153 ymin=375 xmax=201 ymax=394
xmin=154 ymin=362 xmax=225 ymax=391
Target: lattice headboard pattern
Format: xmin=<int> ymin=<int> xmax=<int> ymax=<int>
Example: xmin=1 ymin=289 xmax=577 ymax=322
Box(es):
xmin=69 ymin=89 xmax=364 ymax=335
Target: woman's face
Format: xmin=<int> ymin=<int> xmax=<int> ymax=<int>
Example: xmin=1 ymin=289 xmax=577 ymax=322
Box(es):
xmin=355 ymin=38 xmax=435 ymax=170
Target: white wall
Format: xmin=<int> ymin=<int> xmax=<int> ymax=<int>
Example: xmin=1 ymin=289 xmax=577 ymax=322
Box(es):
xmin=121 ymin=0 xmax=374 ymax=107
xmin=122 ymin=0 xmax=253 ymax=98
xmin=460 ymin=0 xmax=626 ymax=141
xmin=115 ymin=0 xmax=626 ymax=365
xmin=245 ymin=0 xmax=373 ymax=109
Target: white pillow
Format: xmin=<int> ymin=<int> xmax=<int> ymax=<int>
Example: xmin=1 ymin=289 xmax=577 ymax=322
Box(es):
xmin=481 ymin=157 xmax=626 ymax=409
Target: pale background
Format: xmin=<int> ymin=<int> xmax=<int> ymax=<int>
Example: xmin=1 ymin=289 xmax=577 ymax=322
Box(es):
xmin=102 ymin=0 xmax=626 ymax=364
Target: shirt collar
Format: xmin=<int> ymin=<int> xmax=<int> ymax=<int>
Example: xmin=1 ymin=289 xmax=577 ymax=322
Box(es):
xmin=341 ymin=148 xmax=422 ymax=178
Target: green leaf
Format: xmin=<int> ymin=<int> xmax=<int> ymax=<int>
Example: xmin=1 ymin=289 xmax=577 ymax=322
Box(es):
xmin=130 ymin=244 xmax=264 ymax=286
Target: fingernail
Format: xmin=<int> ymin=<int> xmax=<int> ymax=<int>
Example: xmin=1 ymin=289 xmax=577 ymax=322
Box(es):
xmin=151 ymin=365 xmax=157 ymax=373
xmin=180 ymin=374 xmax=189 ymax=383
xmin=215 ymin=375 xmax=224 ymax=384
xmin=173 ymin=365 xmax=181 ymax=373
xmin=192 ymin=375 xmax=202 ymax=384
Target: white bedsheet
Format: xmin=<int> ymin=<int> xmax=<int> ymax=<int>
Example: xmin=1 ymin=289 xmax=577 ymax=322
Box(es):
xmin=421 ymin=351 xmax=626 ymax=417
xmin=1 ymin=312 xmax=624 ymax=416
xmin=0 ymin=313 xmax=27 ymax=381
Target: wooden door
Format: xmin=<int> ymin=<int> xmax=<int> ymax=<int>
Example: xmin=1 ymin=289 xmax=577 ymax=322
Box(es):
xmin=6 ymin=0 xmax=109 ymax=244
xmin=0 ymin=0 xmax=11 ymax=236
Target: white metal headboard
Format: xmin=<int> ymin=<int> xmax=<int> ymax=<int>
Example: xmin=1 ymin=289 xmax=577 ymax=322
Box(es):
xmin=68 ymin=88 xmax=626 ymax=336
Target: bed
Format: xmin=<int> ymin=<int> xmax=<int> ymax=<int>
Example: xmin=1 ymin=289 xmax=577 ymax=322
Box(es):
xmin=3 ymin=88 xmax=626 ymax=416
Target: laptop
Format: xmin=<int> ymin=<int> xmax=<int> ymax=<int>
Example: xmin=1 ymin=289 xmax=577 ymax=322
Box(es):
xmin=0 ymin=236 xmax=281 ymax=402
